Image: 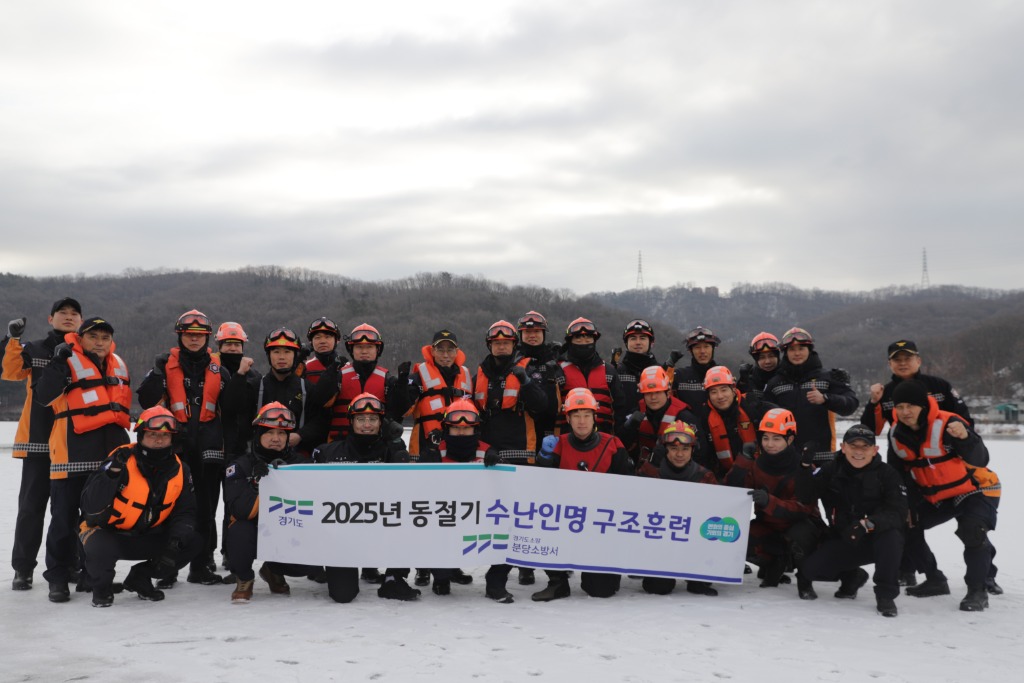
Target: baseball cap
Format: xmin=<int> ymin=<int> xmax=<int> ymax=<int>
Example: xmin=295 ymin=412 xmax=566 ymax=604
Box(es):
xmin=432 ymin=329 xmax=459 ymax=347
xmin=887 ymin=340 xmax=919 ymax=359
xmin=51 ymin=297 xmax=82 ymax=316
xmin=843 ymin=424 xmax=876 ymax=445
xmin=78 ymin=317 xmax=114 ymax=335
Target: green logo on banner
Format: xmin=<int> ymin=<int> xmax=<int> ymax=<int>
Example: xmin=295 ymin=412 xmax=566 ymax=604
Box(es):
xmin=700 ymin=516 xmax=741 ymax=543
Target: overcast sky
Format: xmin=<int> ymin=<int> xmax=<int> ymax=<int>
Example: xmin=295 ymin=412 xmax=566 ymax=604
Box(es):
xmin=2 ymin=1 xmax=1021 ymax=295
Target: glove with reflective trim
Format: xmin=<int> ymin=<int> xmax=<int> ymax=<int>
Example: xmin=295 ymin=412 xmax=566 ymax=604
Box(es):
xmin=536 ymin=435 xmax=559 ymax=467
xmin=7 ymin=317 xmax=26 ymax=339
xmin=154 ymin=352 xmax=170 ymax=376
xmin=800 ymin=442 xmax=818 ymax=468
xmin=397 ymin=361 xmax=411 ymax=378
xmin=748 ymin=488 xmax=770 ymax=508
xmin=623 ymin=410 xmax=645 ymax=432
xmin=105 ymin=448 xmax=131 ymax=478
xmin=53 ymin=343 xmax=73 ymax=362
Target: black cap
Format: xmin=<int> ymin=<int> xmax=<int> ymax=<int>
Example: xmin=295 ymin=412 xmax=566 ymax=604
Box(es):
xmin=887 ymin=340 xmax=919 ymax=359
xmin=892 ymin=379 xmax=929 ymax=409
xmin=432 ymin=329 xmax=458 ymax=347
xmin=78 ymin=317 xmax=114 ymax=335
xmin=51 ymin=297 xmax=82 ymax=316
xmin=843 ymin=424 xmax=876 ymax=446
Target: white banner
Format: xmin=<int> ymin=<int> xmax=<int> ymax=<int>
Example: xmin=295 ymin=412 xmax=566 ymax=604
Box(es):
xmin=259 ymin=464 xmax=751 ymax=583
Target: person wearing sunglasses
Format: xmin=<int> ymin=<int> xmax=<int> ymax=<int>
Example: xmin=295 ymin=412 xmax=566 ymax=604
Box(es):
xmin=763 ymin=327 xmax=859 ymax=465
xmin=223 ymin=403 xmax=313 ymax=603
xmin=2 ymin=296 xmax=82 ymax=593
xmin=554 ymin=317 xmax=628 ymax=436
xmin=137 ymin=309 xmax=230 ymax=587
xmin=404 ymin=329 xmax=473 ymax=458
xmin=302 ymin=317 xmax=345 ymax=386
xmin=667 ymin=326 xmax=722 ymax=424
xmin=34 ymin=316 xmax=132 ymax=603
xmin=78 ymin=407 xmax=205 ymax=607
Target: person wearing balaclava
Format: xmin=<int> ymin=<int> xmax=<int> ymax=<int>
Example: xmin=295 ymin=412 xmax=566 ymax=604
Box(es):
xmin=553 ymin=317 xmax=628 ymax=435
xmin=137 ymin=309 xmax=231 ymax=587
xmin=79 ymin=407 xmax=204 ymax=607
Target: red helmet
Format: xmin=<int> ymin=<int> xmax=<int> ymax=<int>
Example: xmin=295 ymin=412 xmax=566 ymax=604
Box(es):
xmin=348 ymin=392 xmax=385 ymax=417
xmin=264 ymin=327 xmax=301 ymax=352
xmin=749 ymin=332 xmax=780 ymax=358
xmin=563 ymin=387 xmax=599 ymax=414
xmin=215 ymin=322 xmax=248 ymax=344
xmin=175 ymin=309 xmax=213 ymax=335
xmin=622 ymin=319 xmax=654 ymax=343
xmin=780 ymin=327 xmax=814 ymax=350
xmin=703 ymin=366 xmax=736 ymax=390
xmin=345 ymin=323 xmax=384 ymax=356
xmin=486 ymin=320 xmax=518 ymax=346
xmin=685 ymin=326 xmax=720 ymax=349
xmin=565 ymin=317 xmax=601 ymax=342
xmin=517 ymin=311 xmax=547 ymax=332
xmin=638 ymin=366 xmax=670 ymax=393
xmin=252 ymin=402 xmax=297 ymax=431
xmin=443 ymin=398 xmax=481 ymax=427
xmin=660 ymin=421 xmax=697 ymax=446
xmin=134 ymin=406 xmax=179 ymax=434
xmin=759 ymin=408 xmax=797 ymax=437
xmin=307 ymin=317 xmax=340 ymax=341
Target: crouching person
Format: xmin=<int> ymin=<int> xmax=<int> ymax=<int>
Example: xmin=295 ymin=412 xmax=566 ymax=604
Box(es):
xmin=312 ymin=393 xmax=420 ymax=602
xmin=79 ymin=407 xmax=204 ymax=607
xmin=798 ymin=425 xmax=907 ymax=617
xmin=223 ymin=403 xmax=312 ymax=603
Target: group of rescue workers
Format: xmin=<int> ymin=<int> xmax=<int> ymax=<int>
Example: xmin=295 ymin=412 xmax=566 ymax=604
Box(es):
xmin=1 ymin=297 xmax=1002 ymax=617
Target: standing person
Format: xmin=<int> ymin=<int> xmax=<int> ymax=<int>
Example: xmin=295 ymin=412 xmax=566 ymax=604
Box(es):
xmin=637 ymin=421 xmax=719 ymax=597
xmin=302 ymin=317 xmax=344 ymax=386
xmin=614 ymin=319 xmax=659 ymax=411
xmin=616 ymin=365 xmax=701 ymax=477
xmin=78 ymin=407 xmax=204 ymax=607
xmin=798 ymin=424 xmax=907 ymax=617
xmin=888 ymin=380 xmax=1001 ymax=612
xmin=860 ymin=339 xmax=978 ymax=592
xmin=223 ymin=403 xmax=313 ymax=603
xmin=532 ymin=388 xmax=632 ymax=601
xmin=210 ymin=322 xmax=258 ymax=462
xmin=2 ymin=297 xmax=82 ymax=591
xmin=670 ymin=326 xmax=722 ymax=422
xmin=405 ymin=329 xmax=473 ymax=458
xmin=34 ymin=316 xmax=132 ymax=602
xmin=764 ymin=327 xmax=859 ymax=464
xmin=311 ymin=393 xmax=420 ymax=602
xmin=137 ymin=309 xmax=229 ymax=586
xmin=699 ymin=366 xmax=774 ymax=481
xmin=555 ymin=317 xmax=628 ymax=435
xmin=724 ymin=408 xmax=823 ymax=588
xmin=737 ymin=332 xmax=781 ymax=401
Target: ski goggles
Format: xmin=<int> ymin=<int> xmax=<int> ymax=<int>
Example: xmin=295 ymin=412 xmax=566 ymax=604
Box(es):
xmin=517 ymin=311 xmax=547 ymax=330
xmin=308 ymin=317 xmax=340 ymax=337
xmin=566 ymin=320 xmax=598 ymax=337
xmin=624 ymin=319 xmax=654 ymax=338
xmin=347 ymin=328 xmax=382 ymax=345
xmin=177 ymin=312 xmax=212 ymax=333
xmin=751 ymin=340 xmax=780 ymax=354
xmin=661 ymin=423 xmax=697 ymax=446
xmin=266 ymin=327 xmax=300 ymax=348
xmin=444 ymin=408 xmax=481 ymax=426
xmin=781 ymin=328 xmax=813 ymax=347
xmin=487 ymin=323 xmax=517 ymax=341
xmin=135 ymin=414 xmax=179 ymax=434
xmin=349 ymin=395 xmax=385 ymax=415
xmin=253 ymin=406 xmax=297 ymax=430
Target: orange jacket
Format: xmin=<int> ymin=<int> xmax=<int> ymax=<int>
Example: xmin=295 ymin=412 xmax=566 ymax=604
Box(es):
xmin=165 ymin=347 xmax=221 ymax=423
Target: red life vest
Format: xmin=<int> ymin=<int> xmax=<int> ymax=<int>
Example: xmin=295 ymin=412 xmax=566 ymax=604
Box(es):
xmin=705 ymin=392 xmax=757 ymax=469
xmin=890 ymin=401 xmax=979 ymax=504
xmin=303 ymin=356 xmax=327 ymax=385
xmin=108 ymin=451 xmax=184 ymax=531
xmin=60 ymin=333 xmax=131 ymax=434
xmin=409 ymin=346 xmax=472 ymax=455
xmin=439 ymin=438 xmax=492 ymax=463
xmin=328 ymin=364 xmax=388 ymax=442
xmin=636 ymin=396 xmax=693 ymax=457
xmin=555 ymin=432 xmax=622 ymax=473
xmin=165 ymin=347 xmax=221 ymax=423
xmin=558 ymin=362 xmax=614 ymax=432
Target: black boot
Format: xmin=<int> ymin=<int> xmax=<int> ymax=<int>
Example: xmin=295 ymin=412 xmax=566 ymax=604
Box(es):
xmin=377 ymin=576 xmax=420 ymax=601
xmin=47 ymin=580 xmax=70 ymax=603
xmin=518 ymin=568 xmax=536 ymax=585
xmin=876 ymin=597 xmax=898 ymax=617
xmin=531 ymin=580 xmax=570 ymax=602
xmin=796 ymin=575 xmax=817 ymax=600
xmin=960 ymin=585 xmax=989 ymax=612
xmin=361 ymin=568 xmax=383 ymax=584
xmin=450 ymin=568 xmax=473 ymax=585
xmin=124 ymin=565 xmax=165 ymax=602
xmin=986 ymin=577 xmax=1004 ymax=595
xmin=898 ymin=571 xmax=918 ymax=587
xmin=834 ymin=568 xmax=869 ymax=600
xmin=686 ymin=581 xmax=718 ymax=596
xmin=906 ymin=573 xmax=950 ymax=598
xmin=187 ymin=565 xmax=224 ymax=586
xmin=12 ymin=571 xmax=32 ymax=591
xmin=414 ymin=569 xmax=430 ymax=586
xmin=432 ymin=579 xmax=451 ymax=596
xmin=486 ymin=586 xmax=514 ymax=604
xmin=91 ymin=588 xmax=114 ymax=608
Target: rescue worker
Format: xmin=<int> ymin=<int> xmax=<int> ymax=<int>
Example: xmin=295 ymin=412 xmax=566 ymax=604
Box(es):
xmin=2 ymin=297 xmax=82 ymax=591
xmin=137 ymin=309 xmax=229 ymax=586
xmin=617 ymin=365 xmax=701 ymax=477
xmin=302 ymin=317 xmax=344 ymax=386
xmin=34 ymin=316 xmax=132 ymax=602
xmin=763 ymin=327 xmax=859 ymax=464
xmin=798 ymin=424 xmax=907 ymax=617
xmin=888 ymin=380 xmax=1000 ymax=612
xmin=699 ymin=366 xmax=774 ymax=481
xmin=404 ymin=329 xmax=473 ymax=457
xmin=614 ymin=320 xmax=660 ymax=411
xmin=78 ymin=407 xmax=204 ymax=607
xmin=724 ymin=408 xmax=823 ymax=588
xmin=555 ymin=318 xmax=628 ymax=435
xmin=637 ymin=421 xmax=719 ymax=597
xmin=311 ymin=393 xmax=420 ymax=602
xmin=533 ymin=388 xmax=632 ymax=601
xmin=737 ymin=332 xmax=781 ymax=401
xmin=669 ymin=326 xmax=722 ymax=422
xmin=223 ymin=403 xmax=313 ymax=603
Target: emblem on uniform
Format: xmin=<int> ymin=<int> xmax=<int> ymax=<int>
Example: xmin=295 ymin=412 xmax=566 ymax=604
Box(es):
xmin=210 ymin=363 xmax=220 ymax=373
xmin=225 ymin=464 xmax=237 ymax=478
xmin=740 ymin=421 xmax=751 ymax=429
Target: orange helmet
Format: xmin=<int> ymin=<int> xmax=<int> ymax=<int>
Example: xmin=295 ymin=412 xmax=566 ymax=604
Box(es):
xmin=703 ymin=366 xmax=736 ymax=390
xmin=486 ymin=320 xmax=518 ymax=345
xmin=175 ymin=309 xmax=213 ymax=335
xmin=134 ymin=406 xmax=179 ymax=433
xmin=349 ymin=392 xmax=385 ymax=417
xmin=780 ymin=327 xmax=814 ymax=350
xmin=638 ymin=366 xmax=670 ymax=394
xmin=563 ymin=387 xmax=599 ymax=414
xmin=252 ymin=402 xmax=297 ymax=431
xmin=443 ymin=398 xmax=481 ymax=427
xmin=565 ymin=317 xmax=601 ymax=341
xmin=345 ymin=323 xmax=384 ymax=355
xmin=749 ymin=332 xmax=779 ymax=358
xmin=264 ymin=327 xmax=301 ymax=352
xmin=759 ymin=408 xmax=797 ymax=437
xmin=660 ymin=421 xmax=697 ymax=446
xmin=215 ymin=321 xmax=248 ymax=344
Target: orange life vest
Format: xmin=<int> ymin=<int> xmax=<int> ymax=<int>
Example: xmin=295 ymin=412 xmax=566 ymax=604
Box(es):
xmin=328 ymin=364 xmax=388 ymax=442
xmin=107 ymin=451 xmax=185 ymax=531
xmin=59 ymin=333 xmax=131 ymax=434
xmin=636 ymin=396 xmax=693 ymax=456
xmin=473 ymin=358 xmax=537 ymax=451
xmin=409 ymin=346 xmax=472 ymax=455
xmin=558 ymin=362 xmax=614 ymax=432
xmin=706 ymin=392 xmax=758 ymax=469
xmin=165 ymin=347 xmax=221 ymax=423
xmin=890 ymin=403 xmax=980 ymax=504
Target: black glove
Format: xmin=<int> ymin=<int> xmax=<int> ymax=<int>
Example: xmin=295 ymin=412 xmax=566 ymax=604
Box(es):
xmin=386 ymin=420 xmax=405 ymax=441
xmin=540 ymin=360 xmax=559 ymax=381
xmin=830 ymin=367 xmax=850 ymax=385
xmin=741 ymin=443 xmax=758 ymax=460
xmin=296 ymin=345 xmax=312 ymax=363
xmin=154 ymin=352 xmax=170 ymax=376
xmin=7 ymin=317 xmax=26 ymax=339
xmin=105 ymin=449 xmax=131 ymax=478
xmin=251 ymin=458 xmax=270 ymax=480
xmin=270 ymin=458 xmax=287 ymax=469
xmin=738 ymin=363 xmax=753 ymax=385
xmin=668 ymin=349 xmax=684 ymax=366
xmin=150 ymin=537 xmax=182 ymax=580
xmin=844 ymin=522 xmax=868 ymax=545
xmin=625 ymin=410 xmax=645 ymax=429
xmin=484 ymin=450 xmax=500 ymax=467
xmin=397 ymin=361 xmax=412 ymax=378
xmin=748 ymin=487 xmax=770 ymax=508
xmin=427 ymin=429 xmax=443 ymax=447
xmin=510 ymin=364 xmax=528 ymax=384
xmin=53 ymin=342 xmax=73 ymax=361
xmin=800 ymin=442 xmax=818 ymax=468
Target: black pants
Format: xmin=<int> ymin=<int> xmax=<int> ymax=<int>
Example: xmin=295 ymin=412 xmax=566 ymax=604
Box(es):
xmin=12 ymin=457 xmax=51 ymax=574
xmin=800 ymin=528 xmax=904 ymax=601
xmin=184 ymin=455 xmax=220 ymax=572
xmin=323 ymin=567 xmax=410 ymax=603
xmin=908 ymin=494 xmax=998 ymax=588
xmin=224 ymin=518 xmax=314 ymax=581
xmin=203 ymin=462 xmax=225 ymax=557
xmin=43 ymin=476 xmax=88 ymax=583
xmin=640 ymin=578 xmax=714 ymax=595
xmin=80 ymin=527 xmax=204 ymax=593
xmin=546 ymin=569 xmax=621 ymax=598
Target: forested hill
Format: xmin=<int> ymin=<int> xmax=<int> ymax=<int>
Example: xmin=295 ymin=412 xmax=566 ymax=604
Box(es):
xmin=1 ymin=268 xmax=1022 ymax=419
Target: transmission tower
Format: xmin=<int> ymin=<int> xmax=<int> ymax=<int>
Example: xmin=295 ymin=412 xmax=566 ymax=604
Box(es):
xmin=636 ymin=251 xmax=645 ymax=291
xmin=921 ymin=248 xmax=930 ymax=288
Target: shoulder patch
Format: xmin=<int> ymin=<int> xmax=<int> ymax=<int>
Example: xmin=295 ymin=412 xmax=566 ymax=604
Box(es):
xmin=225 ymin=464 xmax=237 ymax=479
xmin=210 ymin=363 xmax=220 ymax=373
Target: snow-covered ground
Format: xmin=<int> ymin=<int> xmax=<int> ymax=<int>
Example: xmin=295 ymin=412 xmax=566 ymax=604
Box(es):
xmin=1 ymin=421 xmax=1022 ymax=682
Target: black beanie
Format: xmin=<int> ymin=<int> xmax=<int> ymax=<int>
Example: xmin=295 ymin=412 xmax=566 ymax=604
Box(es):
xmin=892 ymin=379 xmax=929 ymax=409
